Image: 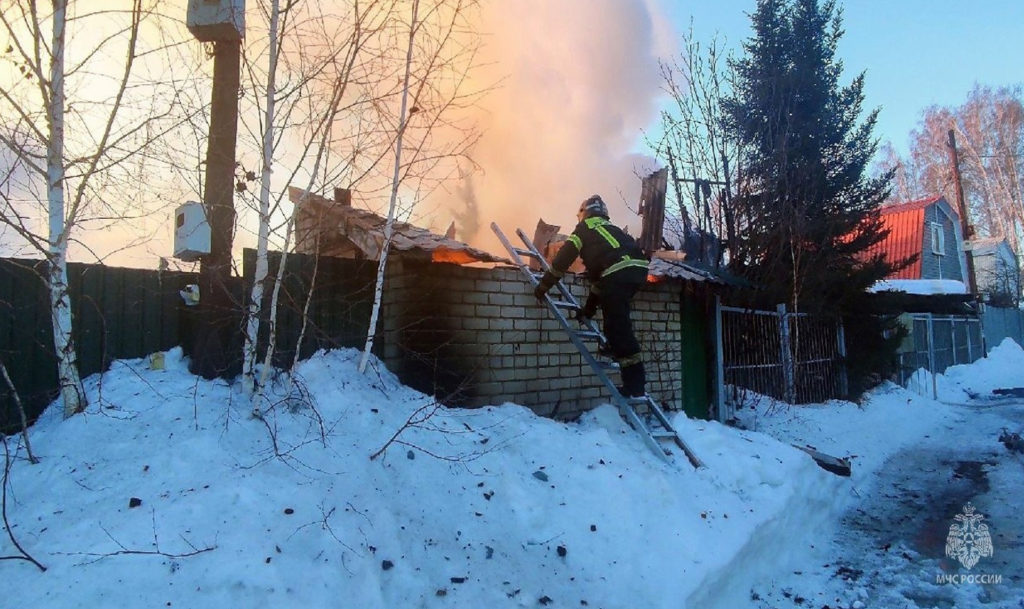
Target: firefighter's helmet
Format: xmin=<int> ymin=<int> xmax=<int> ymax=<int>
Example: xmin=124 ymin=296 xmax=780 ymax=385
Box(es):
xmin=578 ymin=195 xmax=609 ymax=219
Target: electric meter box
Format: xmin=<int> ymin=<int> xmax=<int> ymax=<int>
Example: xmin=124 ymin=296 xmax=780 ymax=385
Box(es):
xmin=186 ymin=0 xmax=245 ymax=42
xmin=173 ymin=202 xmax=211 ymax=262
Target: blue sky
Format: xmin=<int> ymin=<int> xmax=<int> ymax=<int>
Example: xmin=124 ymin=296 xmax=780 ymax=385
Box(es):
xmin=661 ymin=0 xmax=1024 ymax=155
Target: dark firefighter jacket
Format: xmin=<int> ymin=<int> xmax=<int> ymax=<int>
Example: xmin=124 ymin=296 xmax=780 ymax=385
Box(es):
xmin=543 ymin=216 xmax=649 ymax=287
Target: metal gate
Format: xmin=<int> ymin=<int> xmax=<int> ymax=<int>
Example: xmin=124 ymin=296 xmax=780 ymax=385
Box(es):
xmin=897 ymin=314 xmax=984 ymax=398
xmin=718 ymin=303 xmax=847 ymax=411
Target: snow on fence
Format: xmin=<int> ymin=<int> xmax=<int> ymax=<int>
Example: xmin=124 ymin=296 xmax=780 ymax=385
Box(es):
xmin=717 ymin=303 xmax=848 ymax=416
xmin=897 ymin=313 xmax=984 ymax=398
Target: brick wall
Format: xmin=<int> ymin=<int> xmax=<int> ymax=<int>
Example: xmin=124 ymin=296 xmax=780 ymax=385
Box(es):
xmin=378 ymin=258 xmax=682 ymax=420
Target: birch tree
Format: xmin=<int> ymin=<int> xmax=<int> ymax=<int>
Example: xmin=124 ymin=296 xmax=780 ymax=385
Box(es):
xmin=354 ymin=0 xmax=482 ymax=373
xmin=359 ymin=0 xmax=418 ymax=374
xmin=230 ymin=0 xmax=483 ymax=396
xmin=0 ymin=1 xmax=187 ymax=417
xmin=876 ymin=85 xmax=1024 ymax=257
xmin=241 ymin=0 xmax=283 ymax=397
xmin=238 ymin=0 xmax=387 ymax=409
xmin=652 ymin=27 xmax=739 ymax=261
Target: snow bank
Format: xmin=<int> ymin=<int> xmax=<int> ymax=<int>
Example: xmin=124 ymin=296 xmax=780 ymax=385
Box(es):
xmin=3 ymin=346 xmax=854 ymax=609
xmin=9 ymin=341 xmax=1009 ymax=608
xmin=733 ymin=385 xmax=957 ymax=484
xmin=868 ymin=278 xmax=968 ymax=295
xmin=902 ymin=337 xmax=1024 ymax=403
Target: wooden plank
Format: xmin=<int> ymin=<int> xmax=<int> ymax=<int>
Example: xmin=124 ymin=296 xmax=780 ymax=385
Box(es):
xmin=792 ymin=444 xmax=851 ymax=477
xmin=141 ymin=270 xmax=162 ymax=356
xmin=76 ymin=264 xmax=104 ymax=376
xmin=2 ymin=262 xmax=36 ymax=423
xmin=101 ymin=265 xmax=123 ymax=367
xmin=161 ymin=271 xmax=187 ymax=349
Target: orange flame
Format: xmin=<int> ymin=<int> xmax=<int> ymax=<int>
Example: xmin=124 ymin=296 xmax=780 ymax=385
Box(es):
xmin=431 ymin=247 xmax=481 ymax=265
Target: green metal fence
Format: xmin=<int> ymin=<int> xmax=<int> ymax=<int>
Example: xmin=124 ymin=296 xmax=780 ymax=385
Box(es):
xmin=239 ymin=249 xmax=377 ymax=369
xmin=0 ymin=259 xmax=200 ymax=431
xmin=0 ymin=252 xmax=382 ymax=432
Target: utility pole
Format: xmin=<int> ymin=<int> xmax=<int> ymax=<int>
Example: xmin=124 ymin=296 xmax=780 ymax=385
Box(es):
xmin=186 ymin=2 xmax=244 ymax=378
xmin=947 ymin=128 xmax=979 ymax=297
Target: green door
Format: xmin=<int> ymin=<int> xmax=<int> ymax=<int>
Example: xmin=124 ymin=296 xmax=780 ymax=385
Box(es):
xmin=679 ymin=288 xmax=710 ymax=419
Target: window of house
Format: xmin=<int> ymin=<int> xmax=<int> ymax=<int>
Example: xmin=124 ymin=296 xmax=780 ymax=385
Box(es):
xmin=930 ymin=223 xmax=945 ymax=255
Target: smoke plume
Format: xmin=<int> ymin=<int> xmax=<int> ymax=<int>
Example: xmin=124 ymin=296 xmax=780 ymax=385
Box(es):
xmin=443 ymin=0 xmax=670 ymax=253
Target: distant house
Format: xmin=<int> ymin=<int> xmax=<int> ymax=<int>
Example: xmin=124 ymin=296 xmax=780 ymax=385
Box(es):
xmin=965 ymin=237 xmax=1021 ymax=305
xmin=865 ymin=195 xmax=970 ymax=293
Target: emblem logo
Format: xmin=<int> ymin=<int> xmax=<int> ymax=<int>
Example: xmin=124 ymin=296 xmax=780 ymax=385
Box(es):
xmin=945 ymin=502 xmax=994 ymax=570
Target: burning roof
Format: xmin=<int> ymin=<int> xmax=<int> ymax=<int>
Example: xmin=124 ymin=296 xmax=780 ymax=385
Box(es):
xmin=529 ymin=218 xmax=728 ymax=285
xmin=290 ymin=187 xmax=507 ymax=265
xmin=647 ymin=251 xmax=729 ymax=285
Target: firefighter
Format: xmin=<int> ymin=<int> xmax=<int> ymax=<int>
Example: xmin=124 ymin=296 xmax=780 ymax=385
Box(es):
xmin=533 ymin=195 xmax=650 ymax=397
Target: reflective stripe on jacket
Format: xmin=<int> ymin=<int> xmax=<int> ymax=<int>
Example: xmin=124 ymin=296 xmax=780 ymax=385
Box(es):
xmin=549 ymin=216 xmax=648 ymax=282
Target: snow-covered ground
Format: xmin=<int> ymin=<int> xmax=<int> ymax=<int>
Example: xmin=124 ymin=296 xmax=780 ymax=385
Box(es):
xmin=2 ymin=340 xmax=1022 ymax=608
xmin=738 ymin=339 xmax=1024 ymax=609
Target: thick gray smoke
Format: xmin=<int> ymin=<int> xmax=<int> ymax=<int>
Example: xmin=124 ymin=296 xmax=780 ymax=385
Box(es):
xmin=445 ymin=0 xmax=670 ymax=253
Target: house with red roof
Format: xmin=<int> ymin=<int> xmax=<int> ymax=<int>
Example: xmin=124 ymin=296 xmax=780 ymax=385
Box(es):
xmin=865 ymin=195 xmax=971 ymax=294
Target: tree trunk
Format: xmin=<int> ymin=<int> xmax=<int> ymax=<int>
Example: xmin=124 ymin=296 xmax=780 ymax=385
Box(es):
xmin=243 ymin=0 xmax=282 ymax=397
xmin=359 ymin=0 xmax=420 ymax=374
xmin=47 ymin=0 xmax=86 ymax=418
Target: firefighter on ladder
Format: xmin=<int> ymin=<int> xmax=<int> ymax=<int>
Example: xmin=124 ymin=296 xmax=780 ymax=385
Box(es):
xmin=533 ymin=195 xmax=650 ymax=397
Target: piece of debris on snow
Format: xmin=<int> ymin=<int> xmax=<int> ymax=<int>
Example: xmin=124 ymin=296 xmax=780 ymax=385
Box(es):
xmin=998 ymin=429 xmax=1024 ymax=453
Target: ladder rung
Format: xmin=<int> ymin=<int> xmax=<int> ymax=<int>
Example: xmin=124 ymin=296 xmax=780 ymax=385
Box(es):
xmin=513 ymin=247 xmax=540 ymax=259
xmin=626 ymin=396 xmax=651 ymax=406
xmin=574 ymin=330 xmax=602 ymax=339
xmin=651 ymin=430 xmax=678 ymax=439
xmin=550 ymin=300 xmax=577 ymax=309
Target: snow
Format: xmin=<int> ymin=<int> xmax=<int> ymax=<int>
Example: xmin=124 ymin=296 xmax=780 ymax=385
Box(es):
xmin=3 ymin=341 xmax=1022 ymax=608
xmin=913 ymin=338 xmax=1024 ymax=404
xmin=868 ymin=279 xmax=968 ymax=295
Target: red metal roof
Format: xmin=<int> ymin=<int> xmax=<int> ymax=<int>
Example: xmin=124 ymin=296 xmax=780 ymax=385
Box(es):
xmin=863 ymin=196 xmax=949 ymax=279
xmin=878 ymin=195 xmax=948 ymax=216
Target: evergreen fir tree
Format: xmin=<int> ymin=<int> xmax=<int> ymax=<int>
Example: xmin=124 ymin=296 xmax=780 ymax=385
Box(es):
xmin=723 ymin=0 xmax=913 ymax=396
xmin=723 ymin=0 xmax=900 ymax=313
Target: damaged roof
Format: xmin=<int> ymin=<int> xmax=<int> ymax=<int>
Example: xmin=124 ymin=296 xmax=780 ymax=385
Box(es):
xmin=648 ymin=254 xmax=731 ymax=285
xmin=290 ymin=187 xmax=507 ymax=265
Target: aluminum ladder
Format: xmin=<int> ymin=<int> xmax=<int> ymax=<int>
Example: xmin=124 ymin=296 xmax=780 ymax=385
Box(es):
xmin=491 ymin=222 xmax=704 ymax=468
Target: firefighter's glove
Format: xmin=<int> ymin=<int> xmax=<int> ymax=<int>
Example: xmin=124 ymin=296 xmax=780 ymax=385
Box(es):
xmin=573 ymin=307 xmax=590 ymax=323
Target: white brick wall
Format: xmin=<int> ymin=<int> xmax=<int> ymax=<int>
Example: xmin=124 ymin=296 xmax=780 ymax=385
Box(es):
xmin=379 ymin=259 xmax=683 ymax=419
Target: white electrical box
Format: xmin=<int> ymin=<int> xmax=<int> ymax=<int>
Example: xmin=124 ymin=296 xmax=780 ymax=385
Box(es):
xmin=173 ymin=202 xmax=211 ymax=262
xmin=186 ymin=0 xmax=245 ymax=42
